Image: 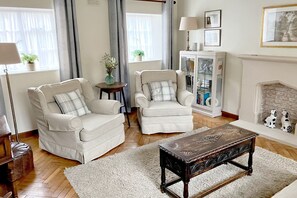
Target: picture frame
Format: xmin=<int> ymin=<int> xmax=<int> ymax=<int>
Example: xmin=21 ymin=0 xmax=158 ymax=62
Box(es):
xmin=204 ymin=10 xmax=221 ymax=28
xmin=204 ymin=29 xmax=221 ymax=47
xmin=261 ymin=4 xmax=297 ymax=48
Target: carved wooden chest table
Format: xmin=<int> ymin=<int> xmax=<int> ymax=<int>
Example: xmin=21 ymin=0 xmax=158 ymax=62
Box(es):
xmin=159 ymin=124 xmax=258 ymax=198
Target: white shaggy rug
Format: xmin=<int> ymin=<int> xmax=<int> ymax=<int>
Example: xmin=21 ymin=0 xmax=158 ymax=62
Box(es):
xmin=65 ymin=127 xmax=297 ymax=198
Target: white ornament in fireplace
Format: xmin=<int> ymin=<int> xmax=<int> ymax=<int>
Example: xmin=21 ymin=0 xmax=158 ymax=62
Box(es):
xmin=281 ymin=110 xmax=293 ymax=133
xmin=264 ymin=109 xmax=277 ymax=129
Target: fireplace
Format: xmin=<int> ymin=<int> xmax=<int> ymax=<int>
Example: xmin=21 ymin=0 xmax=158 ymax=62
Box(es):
xmin=256 ymin=82 xmax=297 ymax=131
xmin=231 ymin=54 xmax=297 ymax=147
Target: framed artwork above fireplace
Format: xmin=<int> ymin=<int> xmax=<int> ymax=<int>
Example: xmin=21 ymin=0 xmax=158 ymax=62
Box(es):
xmin=261 ymin=4 xmax=297 ymax=48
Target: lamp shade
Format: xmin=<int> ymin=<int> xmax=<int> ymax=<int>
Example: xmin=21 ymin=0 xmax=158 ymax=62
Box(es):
xmin=179 ymin=17 xmax=198 ymax=31
xmin=0 ymin=43 xmax=21 ymax=65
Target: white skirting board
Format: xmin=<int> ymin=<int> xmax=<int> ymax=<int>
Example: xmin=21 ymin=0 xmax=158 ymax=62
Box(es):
xmin=231 ymin=120 xmax=297 ymax=148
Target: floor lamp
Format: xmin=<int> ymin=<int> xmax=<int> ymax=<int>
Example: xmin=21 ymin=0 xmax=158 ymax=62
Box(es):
xmin=179 ymin=17 xmax=198 ymax=51
xmin=0 ymin=43 xmax=21 ymax=143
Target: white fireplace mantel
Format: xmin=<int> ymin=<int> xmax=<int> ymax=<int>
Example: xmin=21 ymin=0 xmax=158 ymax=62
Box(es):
xmin=237 ymin=54 xmax=297 ymax=64
xmin=231 ymin=54 xmax=297 ymax=147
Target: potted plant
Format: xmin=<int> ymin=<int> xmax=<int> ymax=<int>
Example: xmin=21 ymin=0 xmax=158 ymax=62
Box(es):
xmin=132 ymin=50 xmax=144 ymax=61
xmin=21 ymin=53 xmax=38 ymax=71
xmin=101 ymin=53 xmax=117 ymax=85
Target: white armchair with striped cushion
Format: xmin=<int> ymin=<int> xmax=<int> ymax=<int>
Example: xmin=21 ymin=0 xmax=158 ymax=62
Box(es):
xmin=28 ymin=78 xmax=125 ymax=163
xmin=135 ymin=70 xmax=194 ymax=134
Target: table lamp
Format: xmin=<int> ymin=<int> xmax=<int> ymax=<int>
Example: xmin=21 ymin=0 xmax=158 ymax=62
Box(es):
xmin=179 ymin=17 xmax=198 ymax=51
xmin=0 ymin=43 xmax=21 ymax=142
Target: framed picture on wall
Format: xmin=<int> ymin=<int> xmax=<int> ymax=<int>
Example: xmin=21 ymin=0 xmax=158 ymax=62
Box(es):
xmin=204 ymin=29 xmax=221 ymax=46
xmin=204 ymin=10 xmax=221 ymax=28
xmin=261 ymin=4 xmax=297 ymax=48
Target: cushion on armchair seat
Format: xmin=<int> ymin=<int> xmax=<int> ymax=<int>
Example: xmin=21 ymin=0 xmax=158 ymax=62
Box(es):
xmin=54 ymin=89 xmax=91 ymax=116
xmin=80 ymin=113 xmax=125 ymax=142
xmin=149 ymin=80 xmax=176 ymax=102
xmin=142 ymin=101 xmax=192 ymax=117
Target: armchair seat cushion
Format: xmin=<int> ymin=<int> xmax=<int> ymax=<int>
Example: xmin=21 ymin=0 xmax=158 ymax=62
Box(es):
xmin=142 ymin=101 xmax=192 ymax=117
xmin=80 ymin=113 xmax=125 ymax=142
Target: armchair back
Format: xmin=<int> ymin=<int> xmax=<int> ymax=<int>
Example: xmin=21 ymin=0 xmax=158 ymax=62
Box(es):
xmin=28 ymin=78 xmax=95 ymax=128
xmin=135 ymin=70 xmax=187 ymax=101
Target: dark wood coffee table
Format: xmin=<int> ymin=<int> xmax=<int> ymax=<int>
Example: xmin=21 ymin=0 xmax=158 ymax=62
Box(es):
xmin=159 ymin=124 xmax=258 ymax=198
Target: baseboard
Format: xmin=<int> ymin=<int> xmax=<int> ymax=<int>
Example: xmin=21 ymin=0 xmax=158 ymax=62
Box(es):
xmin=221 ymin=111 xmax=239 ymax=120
xmin=11 ymin=129 xmax=38 ymax=141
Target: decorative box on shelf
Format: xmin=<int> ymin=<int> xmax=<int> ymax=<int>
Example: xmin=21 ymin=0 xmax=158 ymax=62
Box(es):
xmin=179 ymin=51 xmax=226 ymax=117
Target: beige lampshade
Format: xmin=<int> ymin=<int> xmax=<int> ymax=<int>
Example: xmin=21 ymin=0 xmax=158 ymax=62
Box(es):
xmin=0 ymin=43 xmax=21 ymax=65
xmin=179 ymin=17 xmax=198 ymax=31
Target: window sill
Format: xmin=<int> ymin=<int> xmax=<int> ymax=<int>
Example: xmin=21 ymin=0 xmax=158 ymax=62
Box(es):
xmin=128 ymin=59 xmax=162 ymax=64
xmin=0 ymin=68 xmax=59 ymax=76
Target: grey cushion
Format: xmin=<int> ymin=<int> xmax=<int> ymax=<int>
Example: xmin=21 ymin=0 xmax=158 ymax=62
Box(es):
xmin=149 ymin=80 xmax=176 ymax=102
xmin=54 ymin=89 xmax=91 ymax=116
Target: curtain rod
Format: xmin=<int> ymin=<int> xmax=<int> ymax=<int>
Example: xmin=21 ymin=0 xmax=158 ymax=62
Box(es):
xmin=136 ymin=0 xmax=176 ymax=4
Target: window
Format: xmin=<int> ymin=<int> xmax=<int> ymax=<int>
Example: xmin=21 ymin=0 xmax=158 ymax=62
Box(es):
xmin=0 ymin=7 xmax=59 ymax=72
xmin=126 ymin=13 xmax=162 ymax=62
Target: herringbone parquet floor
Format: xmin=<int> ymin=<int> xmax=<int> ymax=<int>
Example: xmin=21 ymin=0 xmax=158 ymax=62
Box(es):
xmin=15 ymin=111 xmax=297 ymax=197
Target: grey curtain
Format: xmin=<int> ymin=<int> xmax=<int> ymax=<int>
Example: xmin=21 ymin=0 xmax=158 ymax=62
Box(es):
xmin=162 ymin=0 xmax=174 ymax=70
xmin=53 ymin=0 xmax=82 ymax=81
xmin=108 ymin=0 xmax=131 ymax=113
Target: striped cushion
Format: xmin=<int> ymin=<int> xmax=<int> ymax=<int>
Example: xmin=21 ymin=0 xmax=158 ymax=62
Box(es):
xmin=54 ymin=89 xmax=91 ymax=116
xmin=149 ymin=80 xmax=176 ymax=102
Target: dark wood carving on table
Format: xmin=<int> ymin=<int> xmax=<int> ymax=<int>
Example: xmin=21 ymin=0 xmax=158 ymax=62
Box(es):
xmin=159 ymin=124 xmax=258 ymax=198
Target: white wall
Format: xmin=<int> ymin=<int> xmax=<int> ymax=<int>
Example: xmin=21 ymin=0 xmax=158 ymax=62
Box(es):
xmin=0 ymin=0 xmax=52 ymax=8
xmin=1 ymin=70 xmax=60 ymax=134
xmin=75 ymin=0 xmax=164 ymax=105
xmin=177 ymin=0 xmax=297 ymax=115
xmin=75 ymin=0 xmax=110 ymax=86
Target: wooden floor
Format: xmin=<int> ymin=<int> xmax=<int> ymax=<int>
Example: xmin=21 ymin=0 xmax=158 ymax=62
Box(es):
xmin=15 ymin=111 xmax=297 ymax=198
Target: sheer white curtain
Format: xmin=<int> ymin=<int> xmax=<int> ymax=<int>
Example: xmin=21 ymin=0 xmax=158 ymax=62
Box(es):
xmin=0 ymin=8 xmax=59 ymax=72
xmin=126 ymin=13 xmax=162 ymax=62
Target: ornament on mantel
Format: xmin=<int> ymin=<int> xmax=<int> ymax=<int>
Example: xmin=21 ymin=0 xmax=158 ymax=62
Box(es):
xmin=281 ymin=110 xmax=293 ymax=133
xmin=264 ymin=109 xmax=277 ymax=129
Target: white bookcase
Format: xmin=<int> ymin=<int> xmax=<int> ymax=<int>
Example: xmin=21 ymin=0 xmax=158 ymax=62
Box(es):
xmin=179 ymin=51 xmax=226 ymax=117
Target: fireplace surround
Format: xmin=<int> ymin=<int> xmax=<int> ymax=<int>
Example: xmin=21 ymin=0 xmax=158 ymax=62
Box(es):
xmin=231 ymin=54 xmax=297 ymax=147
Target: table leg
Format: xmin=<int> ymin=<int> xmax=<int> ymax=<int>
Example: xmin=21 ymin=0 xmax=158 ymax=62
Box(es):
xmin=99 ymin=90 xmax=103 ymax=99
xmin=114 ymin=92 xmax=116 ymax=100
xmin=248 ymin=138 xmax=256 ymax=175
xmin=183 ymin=180 xmax=189 ymax=198
xmin=108 ymin=93 xmax=110 ymax=100
xmin=161 ymin=166 xmax=166 ymax=193
xmin=121 ymin=89 xmax=130 ymax=127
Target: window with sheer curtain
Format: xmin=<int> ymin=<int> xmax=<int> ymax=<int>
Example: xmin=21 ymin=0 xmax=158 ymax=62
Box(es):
xmin=126 ymin=13 xmax=162 ymax=62
xmin=0 ymin=7 xmax=59 ymax=72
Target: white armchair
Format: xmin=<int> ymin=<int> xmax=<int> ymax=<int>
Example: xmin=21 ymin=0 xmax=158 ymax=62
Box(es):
xmin=135 ymin=70 xmax=194 ymax=134
xmin=28 ymin=78 xmax=125 ymax=163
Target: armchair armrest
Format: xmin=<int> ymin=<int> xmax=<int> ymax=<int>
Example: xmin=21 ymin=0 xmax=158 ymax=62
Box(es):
xmin=89 ymin=99 xmax=121 ymax=115
xmin=135 ymin=92 xmax=149 ymax=108
xmin=177 ymin=90 xmax=194 ymax=106
xmin=45 ymin=113 xmax=83 ymax=132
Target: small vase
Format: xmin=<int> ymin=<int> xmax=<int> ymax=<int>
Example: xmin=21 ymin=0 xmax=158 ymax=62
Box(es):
xmin=105 ymin=73 xmax=115 ymax=85
xmin=135 ymin=55 xmax=142 ymax=61
xmin=26 ymin=63 xmax=36 ymax=71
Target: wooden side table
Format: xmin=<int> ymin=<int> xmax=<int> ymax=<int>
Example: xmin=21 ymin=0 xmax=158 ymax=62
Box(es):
xmin=96 ymin=82 xmax=130 ymax=127
xmin=0 ymin=116 xmax=16 ymax=197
